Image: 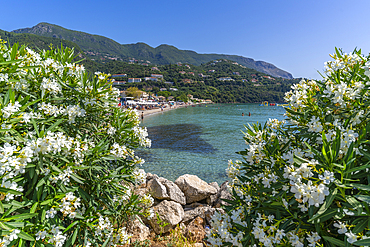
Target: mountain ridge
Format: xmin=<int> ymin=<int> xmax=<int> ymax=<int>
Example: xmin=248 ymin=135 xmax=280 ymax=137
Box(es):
xmin=12 ymin=22 xmax=293 ymax=79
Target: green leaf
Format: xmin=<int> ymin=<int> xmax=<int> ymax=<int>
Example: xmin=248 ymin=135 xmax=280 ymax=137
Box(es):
xmin=345 ymin=163 xmax=370 ymax=174
xmin=30 ymin=202 xmax=38 ymax=213
xmin=40 ymin=199 xmax=53 ymax=206
xmin=3 ymin=213 xmax=38 ymax=221
xmin=0 ymin=200 xmax=4 ymax=214
xmin=0 ymin=221 xmax=15 ymax=230
xmin=18 ymin=231 xmax=35 ymax=241
xmin=348 ymin=183 xmax=370 ymax=191
xmin=355 ymin=195 xmax=370 ymax=204
xmin=353 ymin=238 xmax=370 ymax=246
xmin=323 ymin=236 xmax=345 ymax=247
xmin=63 ymin=221 xmax=79 ymax=234
xmin=70 ymin=174 xmax=84 ymax=184
xmin=0 ymin=187 xmax=23 ymax=195
xmin=353 ymin=218 xmax=368 ymax=234
xmin=101 ymin=235 xmax=110 ymax=247
xmin=71 ymin=227 xmax=79 ymax=245
xmin=46 ymin=119 xmax=65 ymax=133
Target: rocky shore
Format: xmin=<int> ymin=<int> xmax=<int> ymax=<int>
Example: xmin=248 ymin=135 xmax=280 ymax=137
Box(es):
xmin=127 ymin=173 xmax=232 ymax=245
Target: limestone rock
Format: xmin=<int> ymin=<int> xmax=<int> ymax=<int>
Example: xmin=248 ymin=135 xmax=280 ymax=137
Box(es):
xmin=149 ymin=200 xmax=184 ymax=234
xmin=147 ymin=177 xmax=186 ymax=205
xmin=206 ymin=182 xmax=220 ymax=206
xmin=185 ymin=216 xmax=206 ymax=243
xmin=175 ymin=174 xmax=217 ymax=204
xmin=147 ymin=178 xmax=169 ymax=199
xmin=126 ymin=218 xmax=150 ymax=242
xmin=183 ymin=205 xmax=212 ymax=224
xmin=193 ymin=244 xmax=204 ymax=247
xmin=159 ymin=177 xmax=186 ymax=205
xmin=146 ymin=173 xmax=159 ymax=183
xmin=209 ymin=182 xmax=220 ymax=190
xmin=215 ymin=181 xmax=232 ymax=207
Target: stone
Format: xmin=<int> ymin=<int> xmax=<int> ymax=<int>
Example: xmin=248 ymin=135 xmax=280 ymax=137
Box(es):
xmin=215 ymin=181 xmax=232 ymax=207
xmin=147 ymin=178 xmax=169 ymax=199
xmin=192 ymin=244 xmax=204 ymax=247
xmin=206 ymin=182 xmax=220 ymax=206
xmin=126 ymin=218 xmax=150 ymax=242
xmin=185 ymin=216 xmax=206 ymax=243
xmin=182 ymin=205 xmax=213 ymax=224
xmin=147 ymin=177 xmax=186 ymax=205
xmin=209 ymin=182 xmax=220 ymax=190
xmin=175 ymin=174 xmax=217 ymax=204
xmin=159 ymin=177 xmax=186 ymax=205
xmin=146 ymin=173 xmax=159 ymax=183
xmin=148 ymin=200 xmax=185 ymax=234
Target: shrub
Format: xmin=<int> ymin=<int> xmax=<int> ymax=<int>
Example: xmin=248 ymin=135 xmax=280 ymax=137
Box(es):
xmin=0 ymin=40 xmax=153 ymax=246
xmin=207 ymin=48 xmax=370 ymax=246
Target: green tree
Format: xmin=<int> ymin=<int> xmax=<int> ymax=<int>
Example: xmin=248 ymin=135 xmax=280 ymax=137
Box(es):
xmin=126 ymin=86 xmax=142 ymax=99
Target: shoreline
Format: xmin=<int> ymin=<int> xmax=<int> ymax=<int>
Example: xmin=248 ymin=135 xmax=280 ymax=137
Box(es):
xmin=140 ymin=104 xmax=186 ymax=117
xmin=139 ymin=103 xmax=211 ymax=117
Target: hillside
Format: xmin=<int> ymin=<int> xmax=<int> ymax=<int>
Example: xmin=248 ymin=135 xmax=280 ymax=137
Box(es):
xmin=0 ymin=29 xmax=84 ymax=54
xmin=104 ymin=59 xmax=301 ymax=103
xmin=12 ymin=22 xmax=293 ymax=79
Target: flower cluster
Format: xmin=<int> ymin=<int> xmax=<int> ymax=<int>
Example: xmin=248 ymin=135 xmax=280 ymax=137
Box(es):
xmin=0 ymin=40 xmax=152 ymax=247
xmin=60 ymin=192 xmax=82 ymax=218
xmin=133 ymin=126 xmax=151 ymax=148
xmin=208 ymin=48 xmax=370 ymax=246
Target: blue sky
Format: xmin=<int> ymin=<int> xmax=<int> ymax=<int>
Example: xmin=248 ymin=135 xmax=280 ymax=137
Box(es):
xmin=1 ymin=0 xmax=370 ymax=79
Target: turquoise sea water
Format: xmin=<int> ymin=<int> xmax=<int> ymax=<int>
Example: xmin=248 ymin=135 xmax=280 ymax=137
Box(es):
xmin=138 ymin=104 xmax=286 ymax=184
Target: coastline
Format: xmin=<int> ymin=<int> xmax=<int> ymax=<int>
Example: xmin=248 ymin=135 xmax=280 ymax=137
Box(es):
xmin=139 ymin=103 xmax=209 ymax=117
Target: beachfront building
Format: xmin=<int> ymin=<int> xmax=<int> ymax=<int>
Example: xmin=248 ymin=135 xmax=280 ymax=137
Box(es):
xmin=128 ymin=78 xmax=142 ymax=83
xmin=158 ymin=96 xmax=166 ymax=102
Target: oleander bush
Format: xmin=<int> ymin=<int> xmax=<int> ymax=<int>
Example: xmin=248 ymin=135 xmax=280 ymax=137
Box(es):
xmin=207 ymin=48 xmax=370 ymax=246
xmin=0 ymin=39 xmax=153 ymax=247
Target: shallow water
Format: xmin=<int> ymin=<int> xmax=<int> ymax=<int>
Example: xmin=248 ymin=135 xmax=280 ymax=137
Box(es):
xmin=138 ymin=103 xmax=286 ymax=184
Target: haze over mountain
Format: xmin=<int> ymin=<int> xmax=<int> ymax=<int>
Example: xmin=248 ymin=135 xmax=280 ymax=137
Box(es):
xmin=12 ymin=22 xmax=293 ymax=79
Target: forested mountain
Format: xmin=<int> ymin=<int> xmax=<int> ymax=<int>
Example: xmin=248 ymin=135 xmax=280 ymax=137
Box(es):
xmin=105 ymin=59 xmax=301 ymax=103
xmin=12 ymin=22 xmax=293 ymax=79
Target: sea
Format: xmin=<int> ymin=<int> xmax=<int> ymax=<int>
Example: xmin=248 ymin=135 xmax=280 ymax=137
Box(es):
xmin=137 ymin=103 xmax=286 ymax=184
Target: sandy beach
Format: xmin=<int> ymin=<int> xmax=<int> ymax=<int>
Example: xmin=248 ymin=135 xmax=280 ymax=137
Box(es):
xmin=138 ymin=104 xmax=189 ymax=117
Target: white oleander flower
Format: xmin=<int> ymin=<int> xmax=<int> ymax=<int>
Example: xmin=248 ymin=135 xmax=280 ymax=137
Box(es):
xmin=345 ymin=231 xmax=357 ymax=244
xmin=2 ymin=101 xmax=21 ymax=118
xmin=319 ymin=170 xmax=335 ymax=184
xmin=35 ymin=230 xmax=47 ymax=240
xmin=334 ymin=221 xmax=347 ymax=234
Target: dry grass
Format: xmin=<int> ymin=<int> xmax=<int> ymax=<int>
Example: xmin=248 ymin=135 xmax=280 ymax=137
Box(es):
xmin=128 ymin=226 xmax=207 ymax=247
